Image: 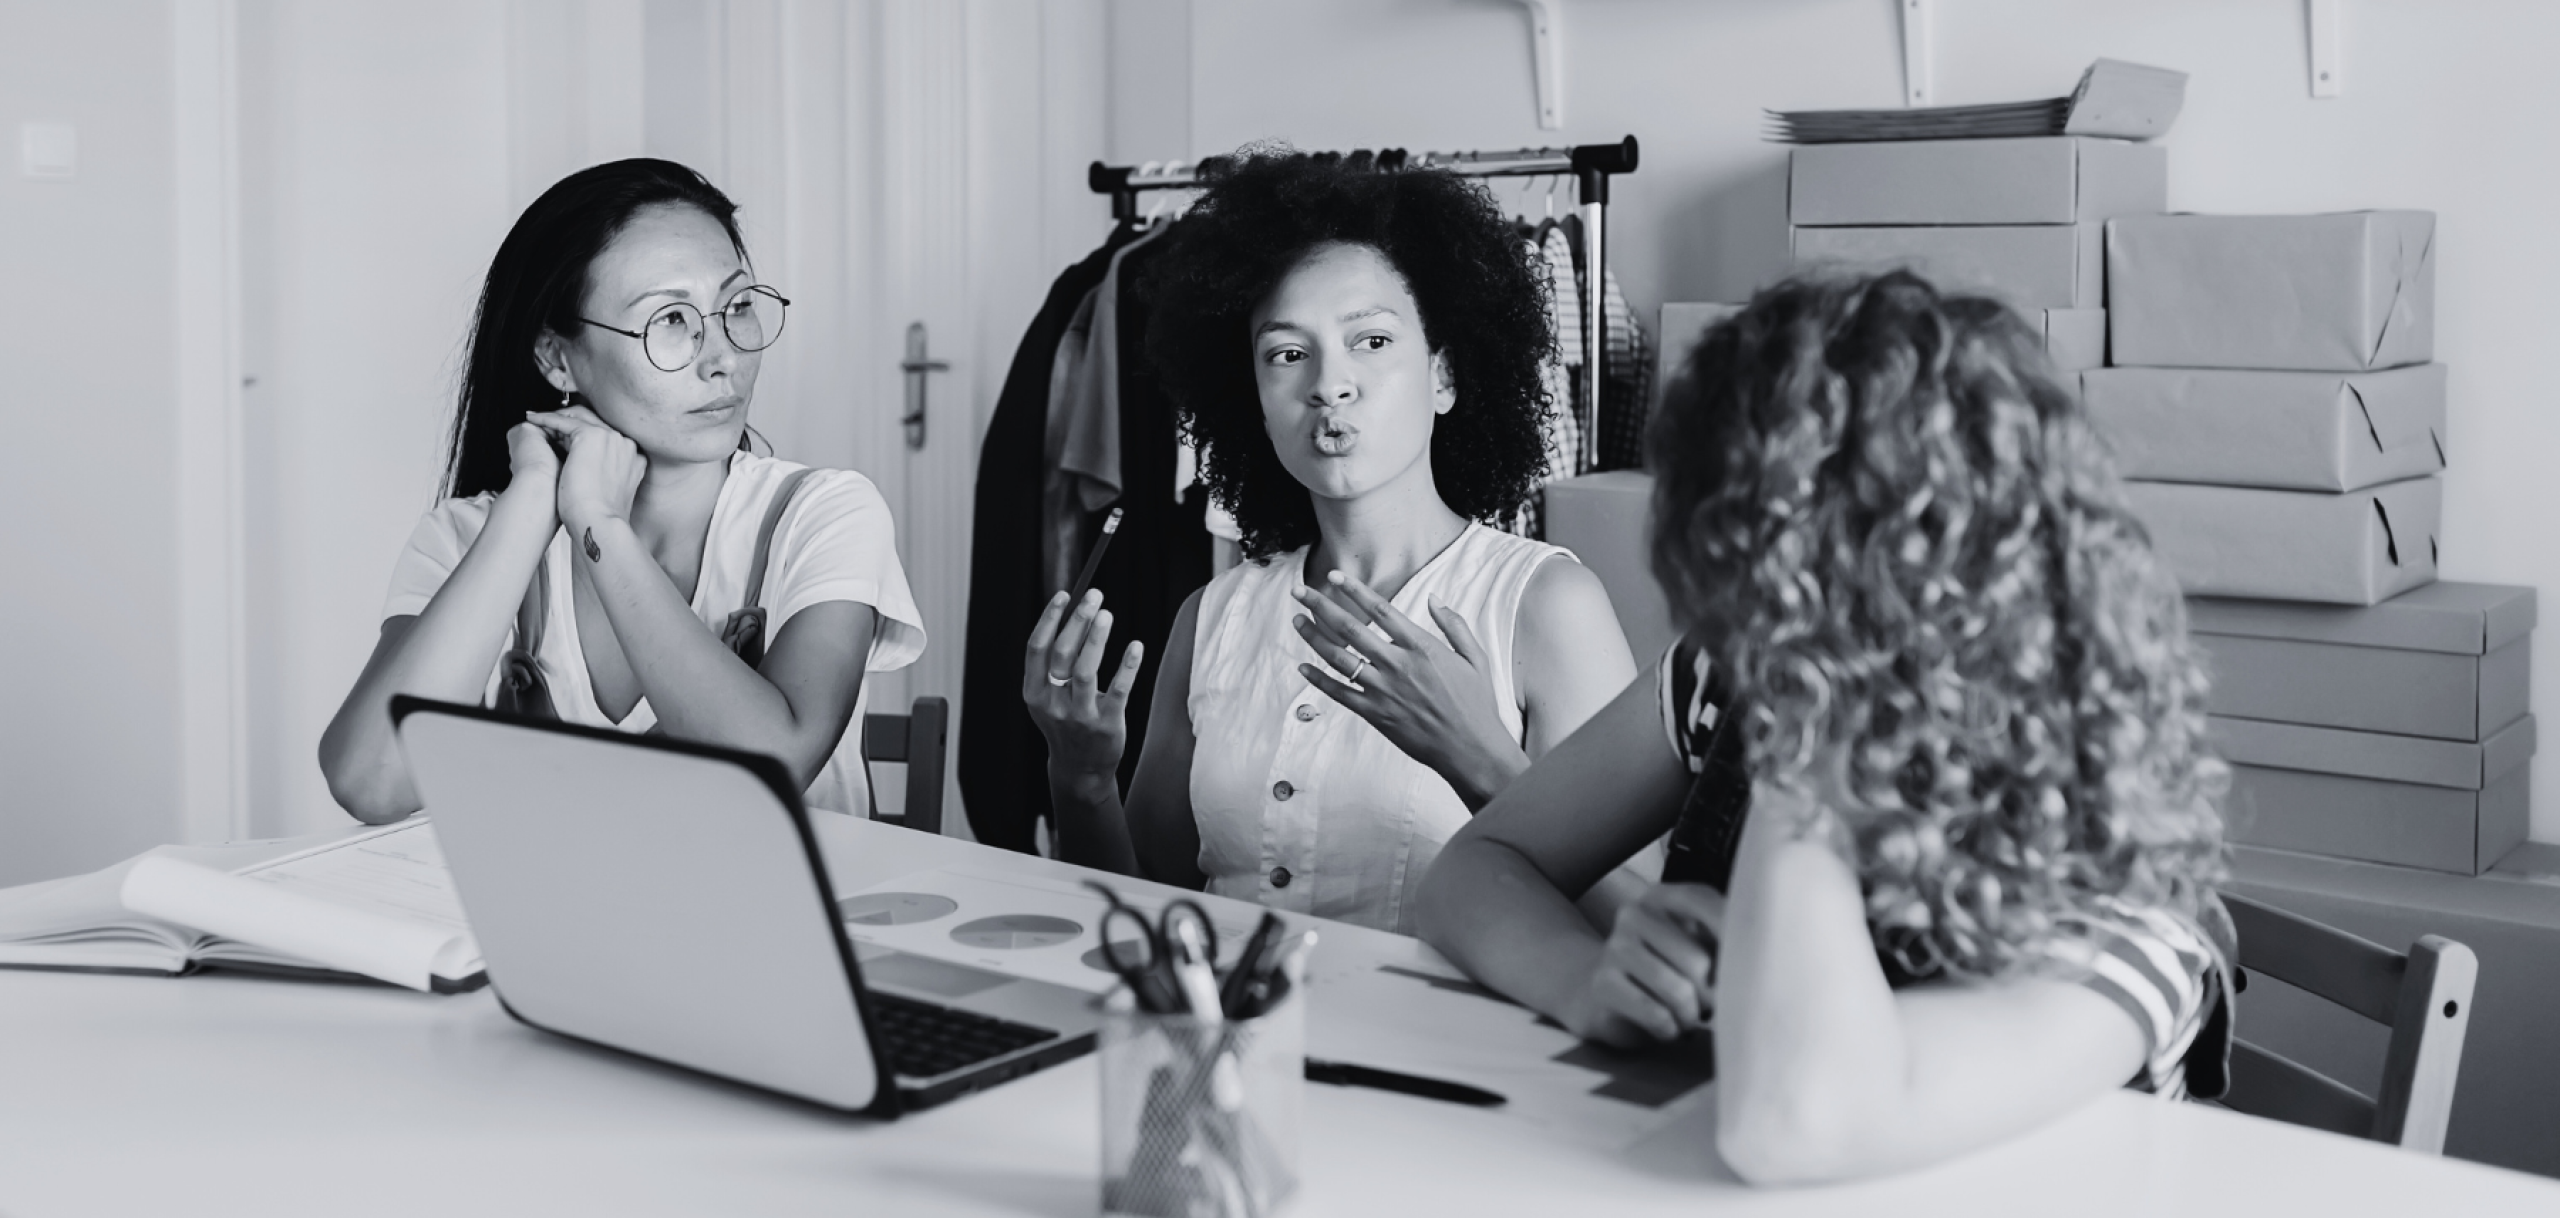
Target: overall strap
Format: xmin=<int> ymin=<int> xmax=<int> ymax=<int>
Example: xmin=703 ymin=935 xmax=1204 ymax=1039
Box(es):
xmin=718 ymin=467 xmax=818 ymax=668
xmin=741 ymin=467 xmax=818 ymax=616
xmin=493 ymin=546 xmax=557 ymax=719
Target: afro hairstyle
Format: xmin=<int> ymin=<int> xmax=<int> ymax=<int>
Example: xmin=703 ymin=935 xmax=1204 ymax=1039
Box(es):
xmin=1142 ymin=149 xmax=1557 ymax=561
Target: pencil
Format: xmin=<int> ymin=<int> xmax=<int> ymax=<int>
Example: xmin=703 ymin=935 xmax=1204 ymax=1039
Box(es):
xmin=1066 ymin=507 xmax=1124 ymax=603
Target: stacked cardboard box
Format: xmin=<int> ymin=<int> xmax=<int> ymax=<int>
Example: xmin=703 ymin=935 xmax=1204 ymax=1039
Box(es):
xmin=2098 ymin=212 xmax=2445 ymax=604
xmin=2094 ymin=210 xmax=2531 ymax=873
xmin=2189 ymin=585 xmax=2537 ymax=874
xmin=1786 ymin=135 xmax=2168 ymax=372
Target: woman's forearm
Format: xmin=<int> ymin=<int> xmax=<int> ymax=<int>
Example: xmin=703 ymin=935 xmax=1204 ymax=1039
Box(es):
xmin=319 ymin=491 xmax=556 ymax=820
xmin=1711 ymin=791 xmax=1910 ymax=1184
xmin=575 ymin=517 xmax=834 ymax=780
xmin=1418 ymin=838 xmax=1609 ymax=1019
xmin=1049 ymin=764 xmax=1143 ymax=876
xmin=1437 ymin=739 xmax=1531 ymax=812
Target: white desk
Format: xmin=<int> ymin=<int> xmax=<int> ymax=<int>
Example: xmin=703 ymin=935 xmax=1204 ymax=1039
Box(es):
xmin=3 ymin=817 xmax=2555 ymax=1216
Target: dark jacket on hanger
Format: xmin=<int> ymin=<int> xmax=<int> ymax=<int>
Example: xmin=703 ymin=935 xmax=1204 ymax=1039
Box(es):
xmin=960 ymin=225 xmax=1212 ymax=854
xmin=960 ymin=227 xmax=1134 ymax=851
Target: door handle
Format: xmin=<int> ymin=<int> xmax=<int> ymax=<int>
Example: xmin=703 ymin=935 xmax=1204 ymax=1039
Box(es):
xmin=899 ymin=321 xmax=950 ymax=451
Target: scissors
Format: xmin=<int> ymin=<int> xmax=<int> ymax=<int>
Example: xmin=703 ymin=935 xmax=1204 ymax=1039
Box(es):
xmin=1085 ymin=881 xmax=1221 ymax=1015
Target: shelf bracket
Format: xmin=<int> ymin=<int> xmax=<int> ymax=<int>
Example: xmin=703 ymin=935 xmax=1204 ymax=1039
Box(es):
xmin=2308 ymin=0 xmax=2344 ymax=97
xmin=1510 ymin=0 xmax=1564 ymax=130
xmin=1900 ymin=0 xmax=1934 ymax=107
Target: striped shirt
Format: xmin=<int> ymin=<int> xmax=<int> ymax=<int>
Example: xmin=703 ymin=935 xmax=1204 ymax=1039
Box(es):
xmin=1655 ymin=638 xmax=2233 ymax=1099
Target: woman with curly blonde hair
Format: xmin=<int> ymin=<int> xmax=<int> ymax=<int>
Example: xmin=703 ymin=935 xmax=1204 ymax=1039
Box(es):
xmin=1417 ymin=270 xmax=2235 ymax=1185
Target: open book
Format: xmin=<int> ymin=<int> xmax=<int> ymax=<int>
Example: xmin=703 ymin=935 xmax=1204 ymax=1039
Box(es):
xmin=0 ymin=819 xmax=484 ymax=993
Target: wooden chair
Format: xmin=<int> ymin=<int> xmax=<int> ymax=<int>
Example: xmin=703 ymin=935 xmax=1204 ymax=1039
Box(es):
xmin=2222 ymin=891 xmax=2478 ymax=1153
xmin=860 ymin=695 xmax=948 ymax=836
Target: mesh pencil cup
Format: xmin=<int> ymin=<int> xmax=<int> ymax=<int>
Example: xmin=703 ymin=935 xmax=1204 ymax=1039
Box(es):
xmin=1097 ymin=987 xmax=1304 ymax=1218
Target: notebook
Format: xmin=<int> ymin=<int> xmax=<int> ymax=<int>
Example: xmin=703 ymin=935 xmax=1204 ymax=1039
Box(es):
xmin=0 ymin=820 xmax=486 ymax=993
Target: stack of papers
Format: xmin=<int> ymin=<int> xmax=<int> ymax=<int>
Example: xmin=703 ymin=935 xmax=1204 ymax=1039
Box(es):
xmin=1767 ymin=59 xmax=2187 ymax=144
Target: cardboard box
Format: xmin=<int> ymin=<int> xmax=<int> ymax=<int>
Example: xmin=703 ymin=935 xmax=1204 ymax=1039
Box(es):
xmin=2210 ymin=712 xmax=2535 ymax=789
xmin=2197 ymin=633 xmax=2528 ymax=742
xmin=2085 ymin=364 xmax=2446 ymax=492
xmin=2216 ymin=714 xmax=2536 ymax=875
xmin=2190 ymin=581 xmax=2537 ymax=741
xmin=1656 ymin=302 xmax=2103 ymax=394
xmin=2188 ymin=581 xmax=2537 ymax=654
xmin=2124 ymin=475 xmax=2439 ymax=605
xmin=1653 ymin=303 xmax=1744 ymax=414
xmin=1792 ymin=223 xmax=2103 ymax=310
xmin=2107 ymin=211 xmax=2436 ymax=371
xmin=2226 ymin=764 xmax=2529 ymax=876
xmin=1542 ymin=471 xmax=1676 ymax=664
xmin=2042 ymin=309 xmax=2108 ymax=372
xmin=1789 ymin=137 xmax=2167 ymax=227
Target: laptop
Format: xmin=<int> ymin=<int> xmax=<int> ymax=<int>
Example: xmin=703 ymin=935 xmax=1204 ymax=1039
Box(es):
xmin=390 ymin=695 xmax=1101 ymax=1116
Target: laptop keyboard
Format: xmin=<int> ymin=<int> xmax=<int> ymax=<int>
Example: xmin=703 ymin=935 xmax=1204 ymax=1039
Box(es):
xmin=867 ymin=991 xmax=1061 ymax=1080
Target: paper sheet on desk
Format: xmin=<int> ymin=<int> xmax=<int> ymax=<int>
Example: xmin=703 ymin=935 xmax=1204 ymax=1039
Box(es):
xmin=1305 ymin=954 xmax=1716 ymax=1150
xmin=836 ymin=867 xmax=1280 ymax=995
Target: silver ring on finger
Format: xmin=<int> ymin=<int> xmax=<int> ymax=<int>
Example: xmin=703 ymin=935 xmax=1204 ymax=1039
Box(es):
xmin=1345 ymin=655 xmax=1371 ymax=684
xmin=1045 ymin=672 xmax=1072 ymax=687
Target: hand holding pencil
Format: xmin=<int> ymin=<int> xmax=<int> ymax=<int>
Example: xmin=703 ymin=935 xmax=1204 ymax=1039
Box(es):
xmin=1021 ymin=508 xmax=1144 ymax=781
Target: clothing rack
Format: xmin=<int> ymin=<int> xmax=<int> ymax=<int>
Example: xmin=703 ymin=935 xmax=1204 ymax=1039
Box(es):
xmin=1088 ymin=137 xmax=1641 ymax=462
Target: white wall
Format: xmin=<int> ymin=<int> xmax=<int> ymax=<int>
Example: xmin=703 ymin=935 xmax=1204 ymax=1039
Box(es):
xmin=0 ymin=1 xmax=185 ymax=885
xmin=1134 ymin=0 xmax=2560 ymax=842
xmin=235 ymin=0 xmax=520 ymax=840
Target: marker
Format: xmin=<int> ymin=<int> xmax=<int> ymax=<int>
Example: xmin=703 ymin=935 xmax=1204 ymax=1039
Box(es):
xmin=1304 ymin=1059 xmax=1508 ymax=1108
xmin=1066 ymin=507 xmax=1124 ymax=604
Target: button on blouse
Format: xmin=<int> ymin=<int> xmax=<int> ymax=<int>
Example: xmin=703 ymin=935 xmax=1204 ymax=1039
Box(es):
xmin=1186 ymin=523 xmax=1573 ymax=933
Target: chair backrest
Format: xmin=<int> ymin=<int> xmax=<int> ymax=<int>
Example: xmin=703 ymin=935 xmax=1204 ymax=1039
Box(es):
xmin=2222 ymin=891 xmax=2478 ymax=1153
xmin=858 ymin=696 xmax=948 ymax=836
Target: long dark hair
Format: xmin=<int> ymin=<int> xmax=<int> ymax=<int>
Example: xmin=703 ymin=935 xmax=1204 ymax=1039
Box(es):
xmin=444 ymin=158 xmax=748 ymax=499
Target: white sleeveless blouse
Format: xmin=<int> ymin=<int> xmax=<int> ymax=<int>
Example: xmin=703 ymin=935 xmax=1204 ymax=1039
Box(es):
xmin=1188 ymin=523 xmax=1572 ymax=933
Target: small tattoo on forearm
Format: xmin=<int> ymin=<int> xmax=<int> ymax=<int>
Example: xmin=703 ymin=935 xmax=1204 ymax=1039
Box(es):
xmin=583 ymin=526 xmax=601 ymax=562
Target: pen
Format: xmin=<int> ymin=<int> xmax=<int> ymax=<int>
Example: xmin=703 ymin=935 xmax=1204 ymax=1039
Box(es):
xmin=1304 ymin=1059 xmax=1508 ymax=1108
xmin=1166 ymin=916 xmax=1225 ymax=1024
xmin=1219 ymin=913 xmax=1282 ymax=1017
xmin=1066 ymin=507 xmax=1124 ymax=603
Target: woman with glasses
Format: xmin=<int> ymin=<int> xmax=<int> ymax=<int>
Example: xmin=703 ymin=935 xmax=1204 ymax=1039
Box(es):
xmin=321 ymin=158 xmax=924 ymax=823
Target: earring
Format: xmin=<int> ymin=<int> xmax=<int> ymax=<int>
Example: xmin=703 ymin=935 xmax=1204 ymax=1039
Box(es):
xmin=560 ymin=390 xmax=572 ymax=408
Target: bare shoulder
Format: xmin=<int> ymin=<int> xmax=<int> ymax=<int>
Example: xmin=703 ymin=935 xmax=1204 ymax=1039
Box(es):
xmin=1516 ymin=554 xmax=1625 ymax=659
xmin=1512 ymin=554 xmax=1636 ymax=737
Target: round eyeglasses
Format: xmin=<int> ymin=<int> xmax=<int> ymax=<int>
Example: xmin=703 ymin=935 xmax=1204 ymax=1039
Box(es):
xmin=581 ymin=285 xmax=790 ymax=373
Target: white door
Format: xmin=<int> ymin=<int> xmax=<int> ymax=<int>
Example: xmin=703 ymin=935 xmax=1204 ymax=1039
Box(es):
xmin=706 ymin=0 xmax=1108 ymax=836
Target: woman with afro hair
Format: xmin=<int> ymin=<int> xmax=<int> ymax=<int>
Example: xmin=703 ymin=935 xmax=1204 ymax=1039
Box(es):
xmin=1419 ymin=271 xmax=2235 ymax=1184
xmin=1021 ymin=150 xmax=1639 ymax=933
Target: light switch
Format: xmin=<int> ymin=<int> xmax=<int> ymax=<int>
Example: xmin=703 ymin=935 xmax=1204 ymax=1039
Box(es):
xmin=21 ymin=121 xmax=76 ymax=179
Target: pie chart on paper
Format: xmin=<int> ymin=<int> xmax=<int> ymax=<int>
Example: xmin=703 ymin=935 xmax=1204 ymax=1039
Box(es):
xmin=837 ymin=892 xmax=959 ymax=926
xmin=950 ymin=914 xmax=1084 ymax=950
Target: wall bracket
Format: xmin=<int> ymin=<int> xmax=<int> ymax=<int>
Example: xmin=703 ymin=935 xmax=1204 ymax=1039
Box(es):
xmin=1900 ymin=0 xmax=1934 ymax=107
xmin=2309 ymin=0 xmax=2344 ymax=97
xmin=1510 ymin=0 xmax=1564 ymax=130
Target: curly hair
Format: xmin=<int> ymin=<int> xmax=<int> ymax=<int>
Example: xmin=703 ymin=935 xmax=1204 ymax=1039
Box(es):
xmin=1144 ymin=149 xmax=1556 ymax=561
xmin=1648 ymin=270 xmax=2227 ymax=981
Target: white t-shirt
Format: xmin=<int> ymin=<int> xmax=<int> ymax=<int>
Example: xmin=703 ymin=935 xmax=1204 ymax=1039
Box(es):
xmin=381 ymin=452 xmax=927 ymax=817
